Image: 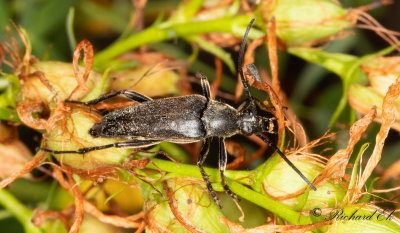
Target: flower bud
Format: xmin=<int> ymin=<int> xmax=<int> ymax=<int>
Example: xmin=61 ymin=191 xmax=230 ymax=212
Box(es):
xmin=262 ymin=158 xmax=345 ymax=210
xmin=110 ymin=65 xmax=181 ymax=97
xmin=21 ymin=61 xmax=106 ymax=105
xmin=263 ymin=0 xmax=352 ymax=46
xmin=143 ymin=177 xmax=229 ymax=233
xmin=45 ymin=107 xmax=131 ymax=170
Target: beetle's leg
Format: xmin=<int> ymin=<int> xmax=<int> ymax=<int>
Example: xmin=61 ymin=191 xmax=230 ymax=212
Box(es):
xmin=255 ymin=133 xmax=317 ymax=191
xmin=196 ymin=71 xmax=211 ymax=101
xmin=65 ymin=90 xmax=152 ymax=106
xmin=218 ymin=138 xmax=239 ymax=201
xmin=40 ymin=140 xmax=160 ymax=154
xmin=197 ymin=138 xmax=222 ymax=208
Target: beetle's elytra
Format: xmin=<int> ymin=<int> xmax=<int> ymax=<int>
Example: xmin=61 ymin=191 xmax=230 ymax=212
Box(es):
xmin=42 ymin=18 xmax=316 ymax=208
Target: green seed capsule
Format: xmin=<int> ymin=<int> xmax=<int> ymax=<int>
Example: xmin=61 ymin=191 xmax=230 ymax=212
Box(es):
xmin=110 ymin=65 xmax=181 ymax=97
xmin=22 ymin=61 xmax=105 ymax=104
xmin=46 ymin=107 xmax=131 ymax=170
xmin=142 ymin=177 xmax=229 ymax=233
xmin=263 ymin=0 xmax=352 ymax=46
xmin=261 ymin=158 xmax=345 ymax=210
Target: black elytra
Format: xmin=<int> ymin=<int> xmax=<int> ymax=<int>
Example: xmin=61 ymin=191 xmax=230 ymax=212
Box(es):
xmin=41 ymin=18 xmax=316 ymax=208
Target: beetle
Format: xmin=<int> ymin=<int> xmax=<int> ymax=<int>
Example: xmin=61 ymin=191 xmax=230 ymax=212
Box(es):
xmin=41 ymin=19 xmax=316 ymax=208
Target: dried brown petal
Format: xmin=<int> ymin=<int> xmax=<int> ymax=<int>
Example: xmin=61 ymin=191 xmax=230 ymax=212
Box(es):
xmin=313 ymin=106 xmax=376 ymax=187
xmin=353 ymin=74 xmax=400 ymax=202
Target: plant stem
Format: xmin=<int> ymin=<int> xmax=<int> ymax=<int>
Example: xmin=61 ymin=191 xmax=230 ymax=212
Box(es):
xmin=0 ymin=189 xmax=42 ymax=233
xmin=93 ymin=15 xmax=262 ymax=71
xmin=146 ymin=158 xmax=253 ymax=185
xmin=227 ymin=180 xmax=313 ymax=225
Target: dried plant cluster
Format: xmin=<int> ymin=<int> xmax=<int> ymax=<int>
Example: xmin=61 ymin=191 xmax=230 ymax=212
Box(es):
xmin=0 ymin=0 xmax=400 ymax=233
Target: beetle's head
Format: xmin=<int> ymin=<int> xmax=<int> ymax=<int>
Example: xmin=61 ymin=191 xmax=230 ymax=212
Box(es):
xmin=238 ymin=98 xmax=277 ymax=135
xmin=89 ymin=122 xmax=102 ymax=137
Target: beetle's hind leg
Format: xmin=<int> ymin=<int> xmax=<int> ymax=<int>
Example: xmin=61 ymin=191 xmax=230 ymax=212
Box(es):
xmin=65 ymin=90 xmax=152 ymax=106
xmin=197 ymin=138 xmax=222 ymax=208
xmin=40 ymin=140 xmax=160 ymax=154
xmin=218 ymin=138 xmax=239 ymax=201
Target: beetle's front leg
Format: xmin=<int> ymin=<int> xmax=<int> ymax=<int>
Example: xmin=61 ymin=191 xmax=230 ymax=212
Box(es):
xmin=197 ymin=138 xmax=222 ymax=208
xmin=218 ymin=138 xmax=239 ymax=201
xmin=65 ymin=90 xmax=152 ymax=106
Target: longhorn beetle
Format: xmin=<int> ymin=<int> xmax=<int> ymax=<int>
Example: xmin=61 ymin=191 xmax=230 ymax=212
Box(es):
xmin=42 ymin=18 xmax=316 ymax=208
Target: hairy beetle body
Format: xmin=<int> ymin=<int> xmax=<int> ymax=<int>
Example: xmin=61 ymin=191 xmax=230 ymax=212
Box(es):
xmin=90 ymin=95 xmax=207 ymax=142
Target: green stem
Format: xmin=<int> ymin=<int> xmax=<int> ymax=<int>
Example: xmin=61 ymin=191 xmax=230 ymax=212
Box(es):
xmin=0 ymin=189 xmax=42 ymax=233
xmin=93 ymin=15 xmax=261 ymax=71
xmin=146 ymin=158 xmax=253 ymax=185
xmin=227 ymin=180 xmax=313 ymax=225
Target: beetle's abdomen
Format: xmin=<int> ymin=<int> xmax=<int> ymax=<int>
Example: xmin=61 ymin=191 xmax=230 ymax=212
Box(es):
xmin=90 ymin=95 xmax=208 ymax=141
xmin=201 ymin=100 xmax=240 ymax=137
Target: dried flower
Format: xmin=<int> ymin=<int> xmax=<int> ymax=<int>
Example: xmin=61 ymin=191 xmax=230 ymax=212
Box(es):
xmin=348 ymin=56 xmax=400 ymax=131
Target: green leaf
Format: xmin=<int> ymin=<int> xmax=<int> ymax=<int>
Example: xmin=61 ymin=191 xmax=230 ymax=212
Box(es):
xmin=66 ymin=7 xmax=77 ymax=54
xmin=0 ymin=189 xmax=42 ymax=233
xmin=0 ymin=73 xmax=20 ymax=109
xmin=186 ymin=35 xmax=235 ymax=73
xmin=82 ymin=67 xmax=112 ymax=101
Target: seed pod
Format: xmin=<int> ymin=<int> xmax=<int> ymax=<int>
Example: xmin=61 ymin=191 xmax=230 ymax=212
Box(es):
xmin=262 ymin=0 xmax=352 ymax=46
xmin=261 ymin=158 xmax=345 ymax=210
xmin=143 ymin=177 xmax=229 ymax=233
xmin=45 ymin=106 xmax=131 ymax=170
xmin=20 ymin=61 xmax=106 ymax=105
xmin=110 ymin=65 xmax=181 ymax=97
xmin=327 ymin=204 xmax=400 ymax=232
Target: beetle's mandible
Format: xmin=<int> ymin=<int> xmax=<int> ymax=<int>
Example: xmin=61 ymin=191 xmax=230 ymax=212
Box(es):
xmin=42 ymin=18 xmax=316 ymax=208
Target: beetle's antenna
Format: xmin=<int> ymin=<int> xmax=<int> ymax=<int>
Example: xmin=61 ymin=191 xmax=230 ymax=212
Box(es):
xmin=256 ymin=133 xmax=317 ymax=191
xmin=238 ymin=18 xmax=258 ymax=116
